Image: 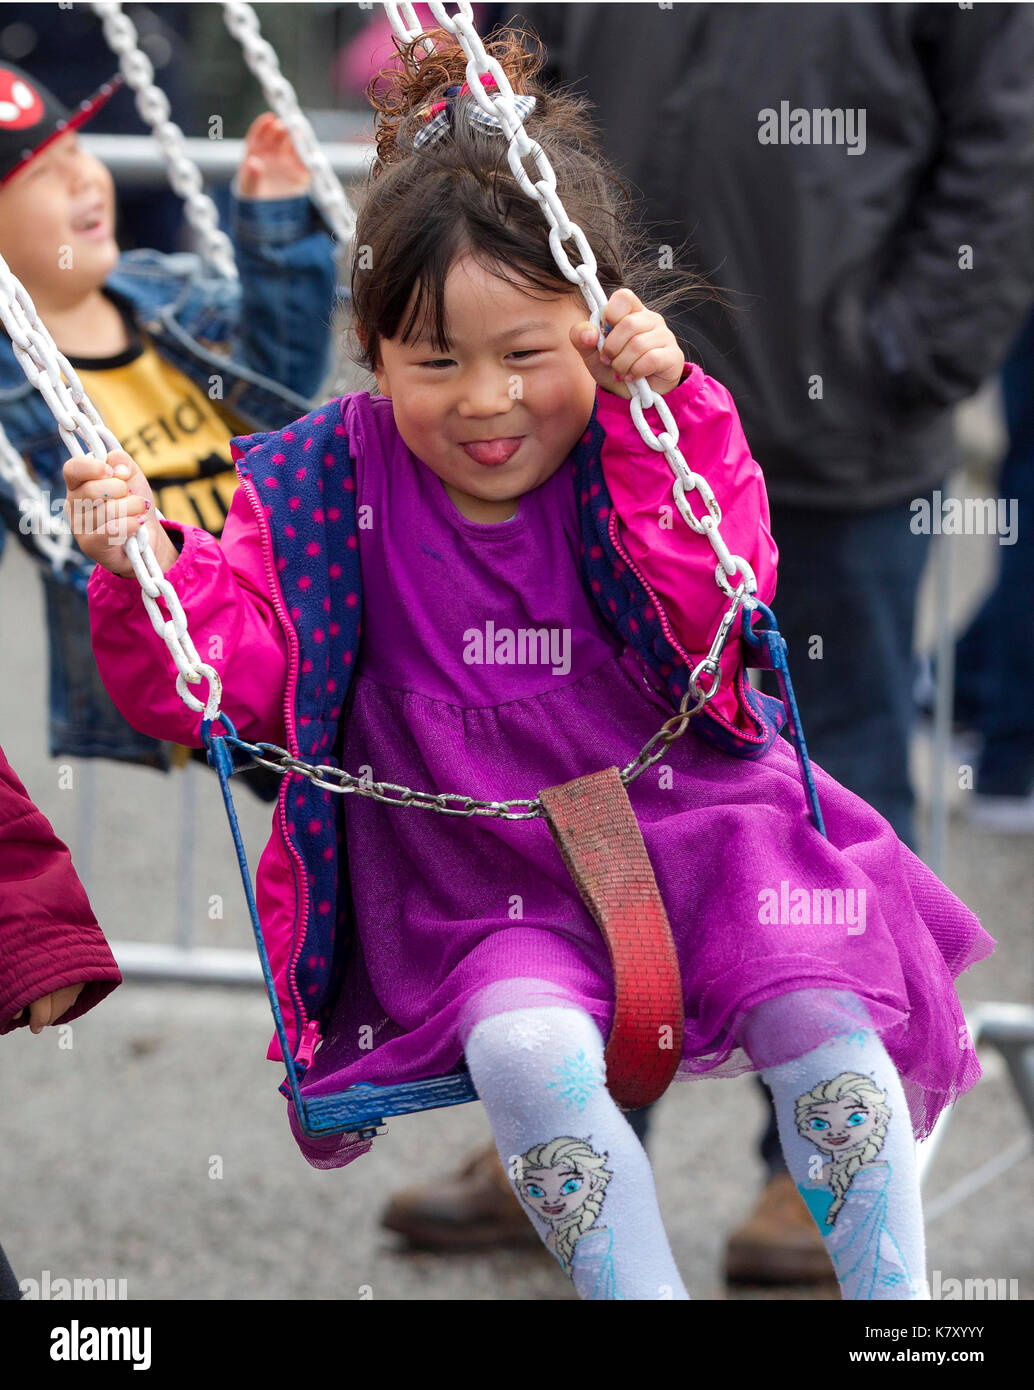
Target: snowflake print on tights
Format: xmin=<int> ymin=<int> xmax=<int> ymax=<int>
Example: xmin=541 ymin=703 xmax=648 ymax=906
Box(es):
xmin=548 ymin=1048 xmax=605 ymax=1111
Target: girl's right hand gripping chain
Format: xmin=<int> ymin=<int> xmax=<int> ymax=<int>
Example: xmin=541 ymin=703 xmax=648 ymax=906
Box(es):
xmin=62 ymin=449 xmax=179 ymax=578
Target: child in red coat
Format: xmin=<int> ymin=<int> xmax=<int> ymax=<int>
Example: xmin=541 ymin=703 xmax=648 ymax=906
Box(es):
xmin=0 ymin=742 xmax=122 ymax=1297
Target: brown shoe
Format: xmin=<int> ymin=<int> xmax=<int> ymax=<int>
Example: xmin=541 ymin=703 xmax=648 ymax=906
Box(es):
xmin=724 ymin=1173 xmax=838 ymax=1285
xmin=380 ymin=1142 xmax=541 ymax=1250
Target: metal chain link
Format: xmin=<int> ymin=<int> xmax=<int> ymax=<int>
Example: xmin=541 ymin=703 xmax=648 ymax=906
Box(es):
xmin=222 ymin=1 xmax=357 ymax=251
xmin=235 ymin=741 xmax=544 ymax=818
xmin=384 ymin=2 xmax=441 ymax=63
xmin=91 ymin=1 xmax=238 ymax=280
xmin=0 ymin=417 xmax=79 ymax=573
xmin=228 ymin=569 xmax=756 ymax=816
xmin=0 ymin=249 xmax=223 ymax=719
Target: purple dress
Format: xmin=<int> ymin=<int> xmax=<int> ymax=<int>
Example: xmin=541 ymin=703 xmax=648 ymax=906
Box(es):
xmin=296 ymin=435 xmax=993 ymax=1161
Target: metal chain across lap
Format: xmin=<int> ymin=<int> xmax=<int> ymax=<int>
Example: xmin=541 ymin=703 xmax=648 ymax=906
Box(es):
xmin=221 ymin=1 xmax=357 ymax=251
xmin=91 ymin=1 xmax=239 ymax=280
xmin=208 ymin=682 xmax=713 ymax=819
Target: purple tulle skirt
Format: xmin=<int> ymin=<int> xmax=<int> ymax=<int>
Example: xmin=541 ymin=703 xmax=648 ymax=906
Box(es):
xmin=289 ymin=647 xmax=994 ymax=1169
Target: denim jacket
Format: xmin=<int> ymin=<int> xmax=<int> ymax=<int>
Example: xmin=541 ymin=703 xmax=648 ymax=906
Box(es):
xmin=0 ymin=192 xmax=341 ymax=767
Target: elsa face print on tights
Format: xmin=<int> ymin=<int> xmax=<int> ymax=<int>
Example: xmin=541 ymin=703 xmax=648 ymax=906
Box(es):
xmin=800 ymin=1098 xmax=877 ymax=1158
xmin=519 ymin=1162 xmax=595 ymax=1224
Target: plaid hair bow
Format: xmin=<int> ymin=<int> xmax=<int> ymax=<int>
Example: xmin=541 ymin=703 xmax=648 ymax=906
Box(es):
xmin=413 ymin=71 xmax=536 ymax=149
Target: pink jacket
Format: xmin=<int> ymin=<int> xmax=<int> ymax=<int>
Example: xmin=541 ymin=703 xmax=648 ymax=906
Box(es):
xmin=88 ymin=367 xmax=777 ymax=1068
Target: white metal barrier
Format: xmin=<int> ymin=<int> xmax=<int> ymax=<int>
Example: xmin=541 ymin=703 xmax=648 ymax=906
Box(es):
xmin=918 ymin=1003 xmax=1034 ymax=1212
xmin=80 ymin=133 xmax=373 ymax=185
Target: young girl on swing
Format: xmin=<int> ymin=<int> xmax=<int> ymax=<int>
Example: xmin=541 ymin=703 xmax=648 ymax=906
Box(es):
xmin=65 ymin=29 xmax=993 ymax=1301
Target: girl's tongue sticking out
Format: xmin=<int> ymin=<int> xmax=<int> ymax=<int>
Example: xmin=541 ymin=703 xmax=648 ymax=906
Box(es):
xmin=461 ymin=437 xmax=524 ymax=467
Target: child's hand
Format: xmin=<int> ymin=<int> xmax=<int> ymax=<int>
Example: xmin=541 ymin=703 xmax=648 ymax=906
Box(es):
xmin=13 ymin=983 xmax=84 ymax=1034
xmin=571 ymin=288 xmax=685 ymax=399
xmin=62 ymin=449 xmax=177 ymax=577
xmin=236 ymin=113 xmax=311 ymax=199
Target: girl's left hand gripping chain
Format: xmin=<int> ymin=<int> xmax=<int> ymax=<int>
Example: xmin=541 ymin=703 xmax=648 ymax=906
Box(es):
xmin=570 ymin=287 xmax=685 ymax=400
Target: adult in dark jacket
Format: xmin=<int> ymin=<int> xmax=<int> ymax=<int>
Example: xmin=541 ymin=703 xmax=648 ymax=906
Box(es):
xmin=380 ymin=1 xmax=1034 ymax=1282
xmin=0 ymin=742 xmax=122 ymax=1298
xmin=525 ymin=0 xmax=1034 ymax=842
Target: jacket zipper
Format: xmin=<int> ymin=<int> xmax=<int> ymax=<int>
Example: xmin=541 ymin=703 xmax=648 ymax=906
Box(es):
xmin=606 ymin=507 xmax=694 ymax=670
xmin=239 ymin=465 xmax=314 ymax=1053
xmin=295 ymin=1019 xmax=321 ymax=1072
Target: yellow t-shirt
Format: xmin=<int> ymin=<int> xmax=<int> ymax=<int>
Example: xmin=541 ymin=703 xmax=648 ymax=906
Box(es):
xmin=70 ymin=295 xmax=249 ymax=538
xmin=70 ymin=293 xmax=252 ymax=767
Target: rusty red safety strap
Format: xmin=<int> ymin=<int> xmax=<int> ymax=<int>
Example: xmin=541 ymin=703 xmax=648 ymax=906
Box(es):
xmin=539 ymin=766 xmax=685 ymax=1110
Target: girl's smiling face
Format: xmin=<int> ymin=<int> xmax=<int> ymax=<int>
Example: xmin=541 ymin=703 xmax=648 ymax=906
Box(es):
xmin=371 ymin=251 xmax=598 ymax=524
xmin=799 ymin=1098 xmax=877 ymax=1156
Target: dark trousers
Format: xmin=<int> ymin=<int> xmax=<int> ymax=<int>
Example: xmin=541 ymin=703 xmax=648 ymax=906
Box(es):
xmin=631 ymin=490 xmax=934 ymax=1171
xmin=760 ymin=495 xmax=935 ymax=851
xmin=955 ymin=310 xmax=1034 ymax=795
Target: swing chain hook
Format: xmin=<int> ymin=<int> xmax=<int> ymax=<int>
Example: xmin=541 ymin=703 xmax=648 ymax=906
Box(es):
xmin=619 ymin=580 xmax=757 ymax=788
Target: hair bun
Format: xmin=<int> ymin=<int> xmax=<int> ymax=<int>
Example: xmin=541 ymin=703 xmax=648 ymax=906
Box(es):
xmin=368 ymin=24 xmax=542 ymax=171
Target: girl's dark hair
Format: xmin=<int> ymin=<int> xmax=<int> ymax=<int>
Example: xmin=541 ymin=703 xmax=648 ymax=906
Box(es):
xmin=347 ymin=24 xmax=715 ymax=376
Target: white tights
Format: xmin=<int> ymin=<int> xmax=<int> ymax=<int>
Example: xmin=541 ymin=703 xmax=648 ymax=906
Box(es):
xmin=463 ymin=989 xmax=929 ymax=1301
xmin=464 ymin=1004 xmax=689 ymax=1300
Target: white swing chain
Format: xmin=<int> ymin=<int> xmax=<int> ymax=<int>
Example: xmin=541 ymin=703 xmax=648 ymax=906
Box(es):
xmin=384 ymin=3 xmax=442 ymax=63
xmin=0 ymin=416 xmax=79 ymax=573
xmin=221 ymin=1 xmax=358 ymax=252
xmin=384 ymin=1 xmax=759 ymax=700
xmin=0 ymin=251 xmax=222 ymax=720
xmin=91 ymin=1 xmax=239 ymax=281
